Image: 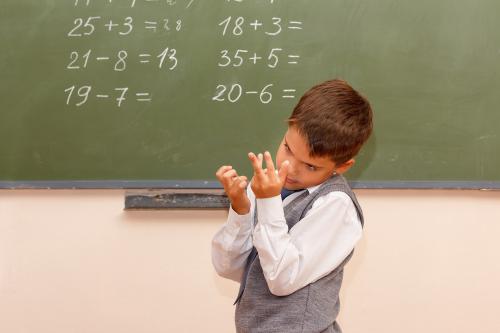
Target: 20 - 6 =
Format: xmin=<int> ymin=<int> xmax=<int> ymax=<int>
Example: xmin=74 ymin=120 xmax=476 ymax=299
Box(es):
xmin=212 ymin=83 xmax=296 ymax=104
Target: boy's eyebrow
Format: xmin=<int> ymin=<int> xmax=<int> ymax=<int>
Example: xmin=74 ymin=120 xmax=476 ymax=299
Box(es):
xmin=284 ymin=137 xmax=322 ymax=169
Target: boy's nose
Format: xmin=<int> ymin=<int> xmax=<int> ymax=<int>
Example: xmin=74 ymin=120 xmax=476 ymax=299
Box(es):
xmin=286 ymin=160 xmax=296 ymax=175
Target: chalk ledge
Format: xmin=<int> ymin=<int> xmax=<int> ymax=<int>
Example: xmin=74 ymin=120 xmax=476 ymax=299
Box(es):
xmin=125 ymin=189 xmax=230 ymax=210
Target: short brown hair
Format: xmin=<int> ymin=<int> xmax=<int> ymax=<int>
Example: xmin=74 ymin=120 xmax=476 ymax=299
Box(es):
xmin=288 ymin=79 xmax=373 ymax=165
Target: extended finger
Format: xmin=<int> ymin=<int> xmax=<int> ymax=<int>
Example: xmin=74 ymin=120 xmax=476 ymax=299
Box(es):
xmin=248 ymin=152 xmax=265 ymax=177
xmin=278 ymin=160 xmax=290 ymax=184
xmin=263 ymin=151 xmax=276 ymax=179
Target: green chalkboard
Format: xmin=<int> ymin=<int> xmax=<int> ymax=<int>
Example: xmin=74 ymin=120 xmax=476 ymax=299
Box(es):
xmin=1 ymin=0 xmax=499 ymax=189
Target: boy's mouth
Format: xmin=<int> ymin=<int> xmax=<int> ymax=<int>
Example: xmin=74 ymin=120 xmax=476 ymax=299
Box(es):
xmin=285 ymin=177 xmax=298 ymax=184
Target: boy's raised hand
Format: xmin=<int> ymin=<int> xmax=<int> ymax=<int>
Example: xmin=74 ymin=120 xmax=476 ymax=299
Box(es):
xmin=249 ymin=151 xmax=289 ymax=199
xmin=215 ymin=165 xmax=250 ymax=215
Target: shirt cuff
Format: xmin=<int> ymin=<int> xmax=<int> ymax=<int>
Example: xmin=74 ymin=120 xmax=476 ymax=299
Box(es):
xmin=255 ymin=194 xmax=285 ymax=226
xmin=227 ymin=205 xmax=252 ymax=230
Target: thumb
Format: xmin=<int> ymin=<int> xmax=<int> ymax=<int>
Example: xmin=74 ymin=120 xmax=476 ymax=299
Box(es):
xmin=278 ymin=160 xmax=289 ymax=184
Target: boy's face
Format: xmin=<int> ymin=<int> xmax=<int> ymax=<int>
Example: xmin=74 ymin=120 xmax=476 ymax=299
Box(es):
xmin=276 ymin=126 xmax=350 ymax=190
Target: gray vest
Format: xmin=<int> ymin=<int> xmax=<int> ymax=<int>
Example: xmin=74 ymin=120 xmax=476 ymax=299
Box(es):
xmin=235 ymin=175 xmax=364 ymax=333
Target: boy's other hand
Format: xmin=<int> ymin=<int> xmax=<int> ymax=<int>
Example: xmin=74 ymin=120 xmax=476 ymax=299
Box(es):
xmin=249 ymin=151 xmax=289 ymax=199
xmin=215 ymin=165 xmax=250 ymax=215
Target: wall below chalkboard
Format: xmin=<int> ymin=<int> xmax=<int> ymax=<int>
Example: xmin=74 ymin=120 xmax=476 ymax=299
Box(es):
xmin=2 ymin=189 xmax=500 ymax=332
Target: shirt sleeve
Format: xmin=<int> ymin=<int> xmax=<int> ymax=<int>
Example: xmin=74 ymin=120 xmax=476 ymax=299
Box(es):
xmin=211 ymin=186 xmax=255 ymax=283
xmin=252 ymin=191 xmax=362 ymax=296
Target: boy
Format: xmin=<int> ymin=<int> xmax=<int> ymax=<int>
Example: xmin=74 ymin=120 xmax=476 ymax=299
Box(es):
xmin=212 ymin=79 xmax=373 ymax=333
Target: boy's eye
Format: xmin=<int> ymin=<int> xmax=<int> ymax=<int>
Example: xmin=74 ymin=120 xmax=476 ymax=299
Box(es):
xmin=284 ymin=143 xmax=290 ymax=152
xmin=306 ymin=164 xmax=317 ymax=171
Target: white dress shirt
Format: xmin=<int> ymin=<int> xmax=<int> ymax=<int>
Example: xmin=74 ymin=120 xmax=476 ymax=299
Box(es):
xmin=211 ymin=183 xmax=362 ymax=296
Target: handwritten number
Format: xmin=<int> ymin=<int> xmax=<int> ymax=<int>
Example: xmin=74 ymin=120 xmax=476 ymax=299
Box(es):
xmin=265 ymin=17 xmax=282 ymax=36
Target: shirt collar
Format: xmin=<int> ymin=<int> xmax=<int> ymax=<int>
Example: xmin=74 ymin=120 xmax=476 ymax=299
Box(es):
xmin=306 ymin=184 xmax=321 ymax=194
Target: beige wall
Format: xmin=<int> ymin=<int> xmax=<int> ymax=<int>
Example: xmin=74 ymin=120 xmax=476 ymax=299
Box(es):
xmin=1 ymin=189 xmax=499 ymax=333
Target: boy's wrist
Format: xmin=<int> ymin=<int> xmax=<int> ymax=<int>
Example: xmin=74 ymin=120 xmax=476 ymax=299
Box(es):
xmin=253 ymin=188 xmax=281 ymax=199
xmin=231 ymin=199 xmax=250 ymax=215
xmin=232 ymin=206 xmax=250 ymax=215
xmin=251 ymin=183 xmax=282 ymax=199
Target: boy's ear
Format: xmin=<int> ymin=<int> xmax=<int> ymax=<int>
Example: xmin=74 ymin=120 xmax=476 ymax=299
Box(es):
xmin=335 ymin=159 xmax=355 ymax=175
